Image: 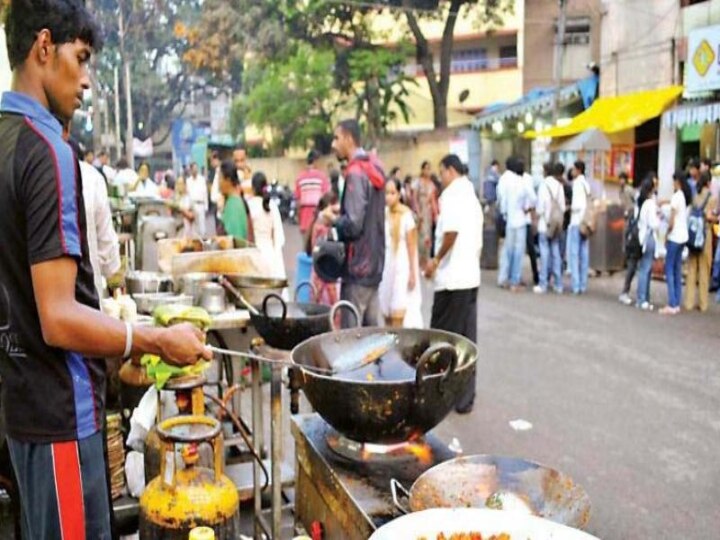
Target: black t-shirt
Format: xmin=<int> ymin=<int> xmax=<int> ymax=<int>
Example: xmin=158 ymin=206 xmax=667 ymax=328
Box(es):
xmin=0 ymin=92 xmax=105 ymax=443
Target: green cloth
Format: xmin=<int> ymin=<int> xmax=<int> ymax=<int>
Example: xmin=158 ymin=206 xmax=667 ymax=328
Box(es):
xmin=222 ymin=194 xmax=248 ymax=240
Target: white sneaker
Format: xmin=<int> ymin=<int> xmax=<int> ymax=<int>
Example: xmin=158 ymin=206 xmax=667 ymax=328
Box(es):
xmin=618 ymin=293 xmax=632 ymax=306
xmin=533 ymin=285 xmax=546 ymax=294
xmin=637 ymin=301 xmax=654 ymax=311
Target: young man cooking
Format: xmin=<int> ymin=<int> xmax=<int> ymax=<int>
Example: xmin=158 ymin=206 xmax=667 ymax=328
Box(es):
xmin=0 ymin=2 xmax=210 ymax=538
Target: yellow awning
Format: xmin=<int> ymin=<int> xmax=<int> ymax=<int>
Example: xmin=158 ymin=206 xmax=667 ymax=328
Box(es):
xmin=531 ymin=85 xmax=683 ymax=139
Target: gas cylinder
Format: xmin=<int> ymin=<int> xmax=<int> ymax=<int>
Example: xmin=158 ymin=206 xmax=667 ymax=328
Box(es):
xmin=139 ymin=415 xmax=240 ymax=539
xmin=145 ymin=374 xmax=207 ymax=484
xmin=119 ymin=358 xmax=154 ymax=432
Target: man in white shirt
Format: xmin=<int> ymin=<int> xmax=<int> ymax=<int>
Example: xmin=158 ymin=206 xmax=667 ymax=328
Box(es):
xmin=534 ymin=162 xmax=566 ymax=294
xmin=569 ymin=160 xmax=591 ymax=294
xmin=209 ymin=151 xmax=223 ymax=222
xmin=186 ymin=162 xmax=209 ymax=237
xmin=522 ymin=169 xmax=539 ymax=286
xmin=113 ymin=157 xmax=137 ymax=188
xmin=497 ymin=157 xmax=534 ymax=291
xmin=424 ymin=154 xmax=483 ymax=414
xmin=80 ymin=160 xmax=121 ymax=298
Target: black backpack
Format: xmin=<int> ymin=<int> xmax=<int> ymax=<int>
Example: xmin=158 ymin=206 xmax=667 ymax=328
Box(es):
xmin=687 ymin=193 xmax=711 ymax=254
xmin=624 ymin=208 xmax=642 ymax=258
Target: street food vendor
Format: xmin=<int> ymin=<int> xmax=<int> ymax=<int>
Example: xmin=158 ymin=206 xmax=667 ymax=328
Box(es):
xmin=0 ymin=2 xmax=211 ymax=538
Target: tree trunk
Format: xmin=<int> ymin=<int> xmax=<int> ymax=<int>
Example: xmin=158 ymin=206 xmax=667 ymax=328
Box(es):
xmin=404 ymin=0 xmax=464 ymax=130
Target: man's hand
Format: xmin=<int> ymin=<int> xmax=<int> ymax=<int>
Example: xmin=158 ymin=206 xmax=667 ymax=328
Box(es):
xmin=424 ymin=257 xmax=438 ymax=279
xmin=321 ymin=206 xmax=338 ymax=226
xmin=155 ymin=323 xmax=212 ymax=367
xmin=408 ymin=271 xmax=417 ymax=291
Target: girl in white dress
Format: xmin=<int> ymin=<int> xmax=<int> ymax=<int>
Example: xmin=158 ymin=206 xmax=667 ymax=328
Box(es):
xmin=247 ymin=172 xmax=286 ymax=281
xmin=379 ymin=179 xmax=423 ymax=328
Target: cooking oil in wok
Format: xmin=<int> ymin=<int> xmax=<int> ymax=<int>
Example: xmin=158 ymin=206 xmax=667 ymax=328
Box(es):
xmin=338 ymin=348 xmax=417 ymax=382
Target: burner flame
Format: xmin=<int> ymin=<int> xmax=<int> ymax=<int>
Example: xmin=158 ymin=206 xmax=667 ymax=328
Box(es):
xmin=406 ymin=441 xmax=433 ymax=465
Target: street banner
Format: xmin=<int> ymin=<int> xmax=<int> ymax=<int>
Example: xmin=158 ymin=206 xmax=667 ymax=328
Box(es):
xmin=686 ymin=24 xmax=720 ymax=94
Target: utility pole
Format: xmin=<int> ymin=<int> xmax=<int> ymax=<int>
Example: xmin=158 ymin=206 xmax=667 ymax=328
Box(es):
xmin=552 ymin=0 xmax=568 ymax=125
xmin=114 ymin=67 xmax=122 ymax=162
xmin=86 ymin=0 xmax=102 ymax=153
xmin=118 ymin=1 xmax=134 ymax=168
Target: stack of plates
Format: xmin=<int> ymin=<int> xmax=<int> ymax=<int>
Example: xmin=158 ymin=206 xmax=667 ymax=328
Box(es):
xmin=106 ymin=413 xmax=125 ymax=500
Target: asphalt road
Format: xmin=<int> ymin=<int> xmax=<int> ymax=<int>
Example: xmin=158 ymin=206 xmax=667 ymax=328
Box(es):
xmin=283 ymin=223 xmax=720 ymax=540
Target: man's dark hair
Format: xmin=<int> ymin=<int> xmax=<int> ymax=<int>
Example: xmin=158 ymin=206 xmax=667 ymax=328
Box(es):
xmin=701 ymin=158 xmax=712 ymax=168
xmin=337 ymin=119 xmax=361 ymax=146
xmin=116 ymin=157 xmax=128 ymax=169
xmin=221 ymin=160 xmax=239 ymax=187
xmin=211 ymin=150 xmax=220 ymax=160
xmin=618 ymin=171 xmax=629 ymax=181
xmin=5 ymin=0 xmax=102 ymax=70
xmin=574 ymin=160 xmax=586 ymax=175
xmin=440 ymin=154 xmax=468 ymax=176
xmin=491 ymin=159 xmax=499 ymax=167
xmin=542 ymin=161 xmax=552 ymax=176
xmin=552 ymin=162 xmax=565 ymax=177
xmin=307 ymin=149 xmax=320 ymax=165
xmin=390 ymin=166 xmax=400 ymax=177
xmin=421 ymin=160 xmax=430 ymax=169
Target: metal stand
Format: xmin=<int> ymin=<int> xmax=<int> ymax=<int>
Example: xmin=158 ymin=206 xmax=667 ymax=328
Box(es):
xmin=249 ymin=354 xmax=286 ymax=539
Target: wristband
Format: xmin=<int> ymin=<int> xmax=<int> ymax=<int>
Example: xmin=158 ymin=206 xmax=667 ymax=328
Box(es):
xmin=123 ymin=322 xmax=133 ymax=359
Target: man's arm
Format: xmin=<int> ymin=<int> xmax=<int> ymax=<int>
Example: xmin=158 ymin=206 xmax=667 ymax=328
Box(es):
xmin=424 ymin=232 xmax=458 ymax=278
xmin=94 ymin=173 xmax=122 ymax=279
xmin=32 ymin=257 xmax=210 ymax=365
xmin=331 ymin=173 xmax=368 ymax=241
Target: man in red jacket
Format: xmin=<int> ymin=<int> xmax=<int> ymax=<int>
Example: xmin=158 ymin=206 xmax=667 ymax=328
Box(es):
xmin=295 ymin=149 xmax=330 ymax=233
xmin=322 ymin=120 xmax=386 ymax=326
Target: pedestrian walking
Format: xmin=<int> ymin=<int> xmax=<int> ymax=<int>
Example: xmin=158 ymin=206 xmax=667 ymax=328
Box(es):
xmin=634 ymin=175 xmax=660 ymax=311
xmin=424 ymin=154 xmax=482 ymax=414
xmin=322 ymin=119 xmax=386 ymax=326
xmin=497 ymin=157 xmax=534 ymax=291
xmin=413 ymin=160 xmax=439 ymax=271
xmin=0 ymin=4 xmax=209 ymax=537
xmin=219 ymin=160 xmax=252 ymax=242
xmin=522 ymin=166 xmax=539 ymax=286
xmin=295 ymin=149 xmax=331 ymax=234
xmin=683 ymin=172 xmax=717 ymax=312
xmin=619 ymin=172 xmax=654 ymax=305
xmin=186 ymin=162 xmax=208 ymax=237
xmin=247 ymin=172 xmax=286 ymax=280
xmin=568 ymin=160 xmax=591 ymax=295
xmin=534 ymin=162 xmax=566 ymax=294
xmin=305 ymin=192 xmax=340 ymax=306
xmin=379 ymin=178 xmax=422 ymax=328
xmin=482 ymin=159 xmax=500 ymax=204
xmin=660 ymin=171 xmax=692 ymax=315
xmin=618 ymin=172 xmax=636 ymax=217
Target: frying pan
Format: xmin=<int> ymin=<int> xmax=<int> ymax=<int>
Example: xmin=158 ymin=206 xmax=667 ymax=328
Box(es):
xmin=369 ymin=508 xmax=599 ymax=540
xmin=390 ymin=454 xmax=591 ymax=530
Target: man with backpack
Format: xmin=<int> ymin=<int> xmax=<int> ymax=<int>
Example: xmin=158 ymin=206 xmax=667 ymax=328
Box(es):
xmin=619 ymin=193 xmax=643 ymax=306
xmin=684 ymin=172 xmax=717 ymax=312
xmin=534 ymin=162 xmax=566 ymax=294
xmin=323 ymin=119 xmax=386 ymax=325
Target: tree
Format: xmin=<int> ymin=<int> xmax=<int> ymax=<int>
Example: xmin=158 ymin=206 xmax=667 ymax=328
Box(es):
xmin=92 ymin=0 xmax=208 ymax=147
xmin=231 ymin=45 xmax=338 ymax=154
xmin=400 ymin=0 xmax=512 ymax=128
xmin=184 ymin=0 xmax=416 ymax=149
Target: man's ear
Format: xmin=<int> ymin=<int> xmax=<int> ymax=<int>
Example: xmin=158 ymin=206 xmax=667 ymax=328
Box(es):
xmin=35 ymin=28 xmax=54 ymax=65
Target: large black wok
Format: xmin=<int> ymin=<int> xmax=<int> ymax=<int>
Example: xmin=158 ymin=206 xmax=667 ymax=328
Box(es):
xmin=291 ymin=328 xmax=478 ymax=444
xmin=391 ymin=454 xmax=592 ymax=530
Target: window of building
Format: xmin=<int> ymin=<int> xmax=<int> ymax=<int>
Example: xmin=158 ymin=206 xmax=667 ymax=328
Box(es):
xmin=499 ymin=45 xmax=518 ymax=67
xmin=557 ymin=16 xmax=591 ymax=45
xmin=451 ymin=48 xmax=488 ymax=72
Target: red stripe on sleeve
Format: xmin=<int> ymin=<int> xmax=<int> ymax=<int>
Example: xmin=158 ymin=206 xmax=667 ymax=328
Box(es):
xmin=51 ymin=441 xmax=86 ymax=540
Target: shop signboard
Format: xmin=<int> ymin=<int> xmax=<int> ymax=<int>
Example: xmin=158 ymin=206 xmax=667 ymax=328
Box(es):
xmin=686 ymin=25 xmax=720 ymax=94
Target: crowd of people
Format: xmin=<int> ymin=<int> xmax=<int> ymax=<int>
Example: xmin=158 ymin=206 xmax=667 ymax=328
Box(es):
xmin=483 ymin=155 xmax=720 ymax=314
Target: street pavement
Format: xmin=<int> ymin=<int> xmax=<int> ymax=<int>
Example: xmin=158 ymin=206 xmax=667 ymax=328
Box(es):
xmin=283 ymin=223 xmax=720 ymax=540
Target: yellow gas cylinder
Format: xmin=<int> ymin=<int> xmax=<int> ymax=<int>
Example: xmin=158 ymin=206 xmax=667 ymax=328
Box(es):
xmin=139 ymin=416 xmax=239 ymax=540
xmin=145 ymin=374 xmax=207 ymax=484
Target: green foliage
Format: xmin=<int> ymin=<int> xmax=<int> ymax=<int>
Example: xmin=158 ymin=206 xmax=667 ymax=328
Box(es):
xmin=231 ymin=45 xmax=338 ymax=154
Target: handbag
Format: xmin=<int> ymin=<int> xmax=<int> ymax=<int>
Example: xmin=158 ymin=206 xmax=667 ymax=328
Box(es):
xmin=579 ymin=182 xmax=597 ymax=238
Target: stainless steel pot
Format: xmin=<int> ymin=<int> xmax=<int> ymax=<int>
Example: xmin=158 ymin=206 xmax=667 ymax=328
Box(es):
xmin=177 ymin=272 xmax=216 ymax=305
xmin=126 ymin=271 xmax=173 ymax=295
xmin=199 ymin=282 xmax=226 ymax=314
xmin=133 ymin=293 xmax=194 ymax=315
xmin=369 ymin=508 xmax=599 ymax=540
